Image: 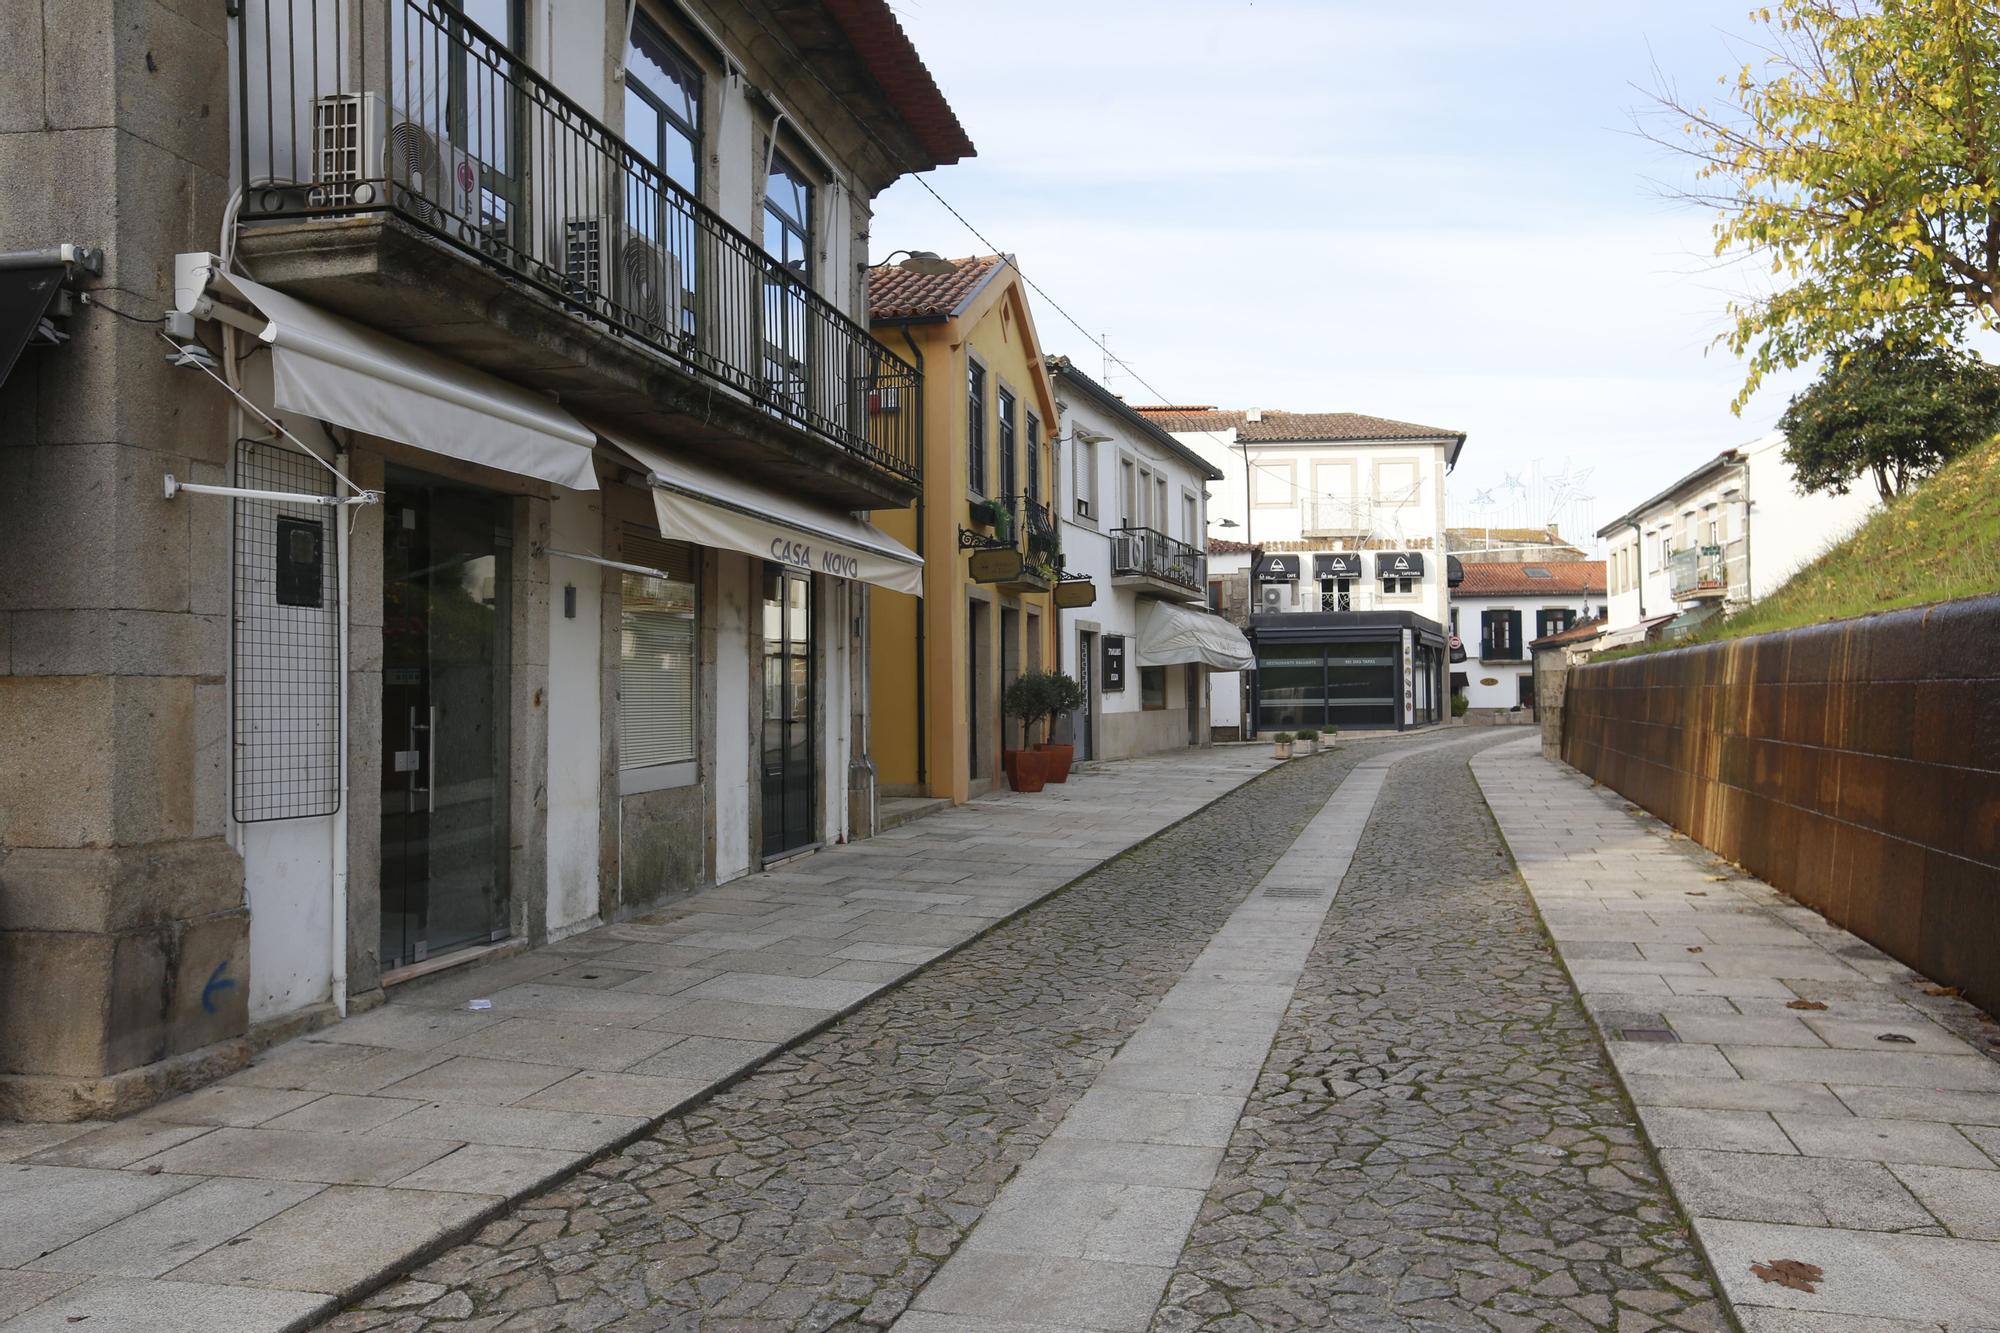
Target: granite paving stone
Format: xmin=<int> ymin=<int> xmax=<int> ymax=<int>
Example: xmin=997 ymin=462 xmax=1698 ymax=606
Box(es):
xmin=0 ymin=1276 xmax=333 ymax=1333
xmin=0 ymin=1166 xmax=196 ymax=1268
xmin=30 ymin=1177 xmax=324 ymax=1278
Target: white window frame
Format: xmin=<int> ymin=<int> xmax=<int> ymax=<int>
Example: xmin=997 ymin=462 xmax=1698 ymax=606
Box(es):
xmin=1252 ymin=456 xmax=1294 ymax=509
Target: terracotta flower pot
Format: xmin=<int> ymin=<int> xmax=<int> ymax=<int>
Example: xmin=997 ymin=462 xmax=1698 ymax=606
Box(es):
xmin=1008 ymin=748 xmax=1047 ymax=793
xmin=1036 ymin=742 xmax=1073 ymax=783
xmin=1003 ymin=749 xmax=1022 ymax=783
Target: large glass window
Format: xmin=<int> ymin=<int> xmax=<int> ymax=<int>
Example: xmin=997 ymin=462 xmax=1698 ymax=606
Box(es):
xmin=1140 ymin=666 xmax=1167 ymax=710
xmin=761 ymin=149 xmax=812 ymax=405
xmin=967 ymin=362 xmax=988 ymax=494
xmin=1256 ymin=641 xmax=1397 ymax=730
xmin=625 ymin=17 xmax=701 ymax=193
xmin=1026 ymin=414 xmax=1042 ymax=502
xmin=619 ymin=535 xmax=698 ymax=768
xmin=998 ymin=388 xmax=1018 ymax=499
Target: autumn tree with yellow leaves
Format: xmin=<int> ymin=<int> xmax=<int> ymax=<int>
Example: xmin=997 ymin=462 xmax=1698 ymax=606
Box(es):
xmin=1653 ymin=0 xmax=2000 ymax=408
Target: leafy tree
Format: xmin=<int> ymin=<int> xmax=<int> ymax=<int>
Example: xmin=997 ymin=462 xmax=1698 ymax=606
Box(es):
xmin=1779 ymin=336 xmax=2000 ymax=499
xmin=1651 ymin=0 xmax=2000 ymax=408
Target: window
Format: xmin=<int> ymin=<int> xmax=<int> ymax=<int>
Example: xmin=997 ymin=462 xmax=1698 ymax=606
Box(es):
xmin=1026 ymin=414 xmax=1041 ymax=501
xmin=1072 ymin=431 xmax=1097 ymax=518
xmin=1319 ymin=578 xmax=1352 ymax=612
xmin=1380 ymin=576 xmax=1413 ymax=596
xmin=1536 ymin=608 xmax=1575 ymax=639
xmin=625 ymin=16 xmax=701 ymax=193
xmin=620 ymin=535 xmax=698 ymax=769
xmin=1120 ymin=457 xmax=1138 ymax=526
xmin=1140 ymin=665 xmax=1167 ymax=710
xmin=1376 ymin=459 xmax=1419 ymax=509
xmin=1480 ymin=609 xmax=1523 ymax=661
xmin=998 ymin=387 xmax=1018 ymax=499
xmin=1252 ymin=458 xmax=1293 ymax=508
xmin=1156 ymin=476 xmax=1169 ymax=533
xmin=762 ymin=150 xmax=811 ymax=279
xmin=1182 ymin=492 xmax=1197 ymax=543
xmin=967 ymin=361 xmax=987 ymax=494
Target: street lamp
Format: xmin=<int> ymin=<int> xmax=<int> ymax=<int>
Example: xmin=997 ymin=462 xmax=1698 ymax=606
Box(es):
xmin=876 ymin=249 xmax=958 ymax=276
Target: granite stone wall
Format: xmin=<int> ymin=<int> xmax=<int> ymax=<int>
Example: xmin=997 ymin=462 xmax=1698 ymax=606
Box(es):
xmin=1562 ymin=596 xmax=2000 ymax=1013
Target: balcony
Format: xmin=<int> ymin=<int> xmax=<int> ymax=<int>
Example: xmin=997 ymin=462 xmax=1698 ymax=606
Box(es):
xmin=1480 ymin=639 xmax=1524 ymax=663
xmin=231 ymin=0 xmax=919 ymax=508
xmin=1110 ymin=526 xmax=1206 ymax=600
xmin=1301 ymin=496 xmax=1369 ymax=538
xmin=1668 ymin=545 xmax=1728 ymax=600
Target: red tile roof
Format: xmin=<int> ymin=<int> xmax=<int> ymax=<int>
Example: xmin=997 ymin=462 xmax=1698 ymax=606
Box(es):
xmin=1136 ymin=407 xmax=1462 ymax=443
xmin=868 ymin=255 xmax=1005 ymax=321
xmin=819 ymin=0 xmax=975 ymax=169
xmin=1532 ymin=616 xmax=1607 ymax=648
xmin=1454 ymin=560 xmax=1606 ymax=597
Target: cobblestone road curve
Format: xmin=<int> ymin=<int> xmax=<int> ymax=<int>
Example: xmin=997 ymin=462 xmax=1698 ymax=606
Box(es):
xmin=1151 ymin=738 xmax=1727 ymax=1333
xmin=324 ymin=744 xmax=1371 ymax=1333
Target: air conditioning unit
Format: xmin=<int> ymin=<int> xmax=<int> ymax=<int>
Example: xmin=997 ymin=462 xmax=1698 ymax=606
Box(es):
xmin=1260 ymin=584 xmax=1287 ymax=612
xmin=312 ymin=92 xmax=481 ymax=242
xmin=1111 ymin=530 xmax=1138 ymax=571
xmin=563 ymin=216 xmax=684 ymax=337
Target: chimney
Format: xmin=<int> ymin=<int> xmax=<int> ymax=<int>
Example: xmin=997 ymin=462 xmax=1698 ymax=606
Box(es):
xmin=1245 ymin=408 xmax=1262 ymax=423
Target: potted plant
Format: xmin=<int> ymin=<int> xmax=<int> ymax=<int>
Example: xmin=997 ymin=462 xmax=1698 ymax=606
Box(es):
xmin=1321 ymin=724 xmax=1338 ymax=750
xmin=1294 ymin=726 xmax=1317 ymax=755
xmin=1002 ymin=673 xmax=1053 ymax=792
xmin=1271 ymin=731 xmax=1294 ymax=760
xmin=1036 ymin=672 xmax=1087 ymax=782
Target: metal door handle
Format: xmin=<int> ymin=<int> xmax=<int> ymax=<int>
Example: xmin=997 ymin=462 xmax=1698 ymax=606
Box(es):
xmin=425 ymin=705 xmax=435 ymax=813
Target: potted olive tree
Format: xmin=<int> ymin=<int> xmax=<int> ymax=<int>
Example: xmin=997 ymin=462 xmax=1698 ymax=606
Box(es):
xmin=1036 ymin=672 xmax=1087 ymax=782
xmin=1001 ymin=673 xmax=1052 ymax=791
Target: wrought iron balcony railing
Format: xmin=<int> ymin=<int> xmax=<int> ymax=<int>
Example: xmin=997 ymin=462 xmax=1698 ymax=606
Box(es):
xmin=1668 ymin=544 xmax=1727 ymax=599
xmin=1110 ymin=526 xmax=1206 ymax=593
xmin=234 ymin=0 xmax=919 ymax=483
xmin=1480 ymin=637 xmax=1523 ymax=662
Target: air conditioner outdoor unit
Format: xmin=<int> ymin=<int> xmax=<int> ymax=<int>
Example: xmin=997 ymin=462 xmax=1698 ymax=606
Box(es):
xmin=312 ymin=92 xmax=481 ymax=242
xmin=563 ymin=216 xmax=684 ymax=337
xmin=1111 ymin=531 xmax=1138 ymax=571
xmin=1260 ymin=584 xmax=1287 ymax=612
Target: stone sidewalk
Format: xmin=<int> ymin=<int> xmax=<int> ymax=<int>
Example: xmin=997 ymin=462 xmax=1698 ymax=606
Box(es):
xmin=0 ymin=746 xmax=1278 ymax=1333
xmin=1473 ymin=735 xmax=2000 ymax=1333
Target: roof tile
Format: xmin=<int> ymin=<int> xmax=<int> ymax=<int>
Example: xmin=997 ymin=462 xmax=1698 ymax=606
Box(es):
xmin=868 ymin=255 xmax=1005 ymax=321
xmin=1453 ymin=560 xmax=1606 ymax=597
xmin=1136 ymin=407 xmax=1462 ymax=443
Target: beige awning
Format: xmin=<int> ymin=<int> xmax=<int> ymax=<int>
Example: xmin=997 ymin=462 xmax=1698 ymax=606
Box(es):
xmin=1136 ymin=600 xmax=1255 ymax=671
xmin=191 ymin=270 xmax=599 ymax=491
xmin=600 ymin=427 xmax=923 ymax=595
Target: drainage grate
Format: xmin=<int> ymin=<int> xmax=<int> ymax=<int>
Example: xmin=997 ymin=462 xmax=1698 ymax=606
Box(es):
xmin=1618 ymin=1027 xmax=1681 ymax=1043
xmin=1260 ymin=885 xmax=1329 ymax=900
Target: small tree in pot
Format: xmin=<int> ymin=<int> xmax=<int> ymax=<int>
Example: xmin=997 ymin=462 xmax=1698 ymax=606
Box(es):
xmin=1271 ymin=731 xmax=1294 ymax=760
xmin=1036 ymin=672 xmax=1087 ymax=782
xmin=1001 ymin=672 xmax=1054 ymax=792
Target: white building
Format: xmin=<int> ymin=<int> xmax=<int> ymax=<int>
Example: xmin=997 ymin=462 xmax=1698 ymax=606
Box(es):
xmin=1140 ymin=409 xmax=1467 ymax=733
xmin=1049 ymin=359 xmax=1249 ymax=760
xmin=1448 ymin=561 xmax=1606 ymax=711
xmin=1599 ymin=433 xmax=1877 ymax=643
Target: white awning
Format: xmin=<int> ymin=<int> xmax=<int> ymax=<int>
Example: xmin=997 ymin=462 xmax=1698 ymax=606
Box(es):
xmin=600 ymin=427 xmax=923 ymax=595
xmin=1595 ymin=613 xmax=1675 ymax=650
xmin=200 ymin=273 xmax=599 ymax=491
xmin=1136 ymin=600 xmax=1255 ymax=671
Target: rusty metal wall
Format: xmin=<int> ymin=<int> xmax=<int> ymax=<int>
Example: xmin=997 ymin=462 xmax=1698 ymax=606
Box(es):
xmin=1562 ymin=595 xmax=2000 ymax=1014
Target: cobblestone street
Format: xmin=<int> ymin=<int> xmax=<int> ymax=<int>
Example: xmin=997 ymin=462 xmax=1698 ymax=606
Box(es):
xmin=319 ymin=733 xmax=1727 ymax=1332
xmin=1153 ymin=741 xmax=1723 ymax=1333
xmin=328 ymin=743 xmax=1374 ymax=1333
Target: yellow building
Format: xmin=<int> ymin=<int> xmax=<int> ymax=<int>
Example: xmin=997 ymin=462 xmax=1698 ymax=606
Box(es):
xmin=869 ymin=256 xmax=1061 ymax=803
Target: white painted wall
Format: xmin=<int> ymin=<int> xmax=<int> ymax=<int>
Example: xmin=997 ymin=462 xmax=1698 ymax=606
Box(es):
xmin=1055 ymin=381 xmax=1216 ymax=756
xmin=545 ymin=490 xmax=603 ymax=936
xmin=1452 ymin=592 xmax=1597 ymax=710
xmin=1741 ymin=433 xmax=1878 ymax=599
xmin=241 ymin=819 xmax=335 ymax=1022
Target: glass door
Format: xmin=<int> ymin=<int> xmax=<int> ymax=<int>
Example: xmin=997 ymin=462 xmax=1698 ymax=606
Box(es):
xmin=380 ymin=470 xmax=512 ymax=970
xmin=761 ymin=565 xmax=815 ymax=857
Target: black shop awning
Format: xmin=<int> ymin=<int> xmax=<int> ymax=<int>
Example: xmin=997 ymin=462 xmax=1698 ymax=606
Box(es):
xmin=1314 ymin=552 xmax=1362 ymax=578
xmin=0 ymin=263 xmax=69 ymax=389
xmin=1376 ymin=551 xmax=1425 ymax=579
xmin=1256 ymin=554 xmax=1301 ymax=582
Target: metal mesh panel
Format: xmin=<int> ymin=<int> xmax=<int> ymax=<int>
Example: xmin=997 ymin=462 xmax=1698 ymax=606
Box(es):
xmin=233 ymin=438 xmax=343 ymax=821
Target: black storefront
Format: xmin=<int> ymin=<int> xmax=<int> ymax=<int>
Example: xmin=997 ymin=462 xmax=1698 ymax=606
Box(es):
xmin=1246 ymin=609 xmax=1447 ymax=734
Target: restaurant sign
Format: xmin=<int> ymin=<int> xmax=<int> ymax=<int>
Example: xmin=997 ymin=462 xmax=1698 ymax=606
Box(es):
xmin=1053 ymin=579 xmax=1097 ymax=608
xmin=968 ymin=548 xmax=1026 ymax=584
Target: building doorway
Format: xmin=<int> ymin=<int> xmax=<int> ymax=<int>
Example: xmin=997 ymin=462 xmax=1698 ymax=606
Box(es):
xmin=379 ymin=470 xmax=513 ymax=971
xmin=967 ymin=598 xmax=988 ymax=782
xmin=1185 ymin=664 xmax=1201 ymax=746
xmin=761 ymin=565 xmax=816 ymax=858
xmin=1075 ymin=628 xmax=1096 ymax=760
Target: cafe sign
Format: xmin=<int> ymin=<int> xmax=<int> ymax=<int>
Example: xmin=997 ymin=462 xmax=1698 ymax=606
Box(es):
xmin=968 ymin=548 xmax=1025 ymax=584
xmin=1053 ymin=579 xmax=1097 ymax=608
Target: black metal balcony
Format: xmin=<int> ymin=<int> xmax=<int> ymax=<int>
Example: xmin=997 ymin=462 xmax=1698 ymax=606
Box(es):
xmin=1480 ymin=638 xmax=1524 ymax=662
xmin=1110 ymin=526 xmax=1206 ymax=595
xmin=232 ymin=0 xmax=919 ymax=498
xmin=1668 ymin=544 xmax=1728 ymax=600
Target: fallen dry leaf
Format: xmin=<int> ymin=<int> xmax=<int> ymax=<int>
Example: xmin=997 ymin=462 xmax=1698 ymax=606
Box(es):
xmin=1751 ymin=1260 xmax=1824 ymax=1293
xmin=1686 ymin=946 xmax=1704 ymax=954
xmin=1787 ymin=999 xmax=1829 ymax=1011
xmin=1704 ymin=874 xmax=1729 ymax=882
xmin=1924 ymin=985 xmax=1961 ymax=997
xmin=1686 ymin=890 xmax=1708 ymax=897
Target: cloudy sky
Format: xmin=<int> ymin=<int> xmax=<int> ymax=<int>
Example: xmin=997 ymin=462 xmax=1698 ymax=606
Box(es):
xmin=868 ymin=0 xmax=1815 ymax=548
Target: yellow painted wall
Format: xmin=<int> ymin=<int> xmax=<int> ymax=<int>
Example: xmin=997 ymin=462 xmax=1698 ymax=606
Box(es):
xmin=869 ymin=268 xmax=1059 ymax=803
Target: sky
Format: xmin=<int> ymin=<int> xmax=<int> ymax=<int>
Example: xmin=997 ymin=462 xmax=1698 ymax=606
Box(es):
xmin=867 ymin=0 xmax=1817 ymax=550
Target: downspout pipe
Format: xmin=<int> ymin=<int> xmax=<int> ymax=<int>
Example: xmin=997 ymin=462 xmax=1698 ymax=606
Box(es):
xmin=1629 ymin=519 xmax=1646 ymax=620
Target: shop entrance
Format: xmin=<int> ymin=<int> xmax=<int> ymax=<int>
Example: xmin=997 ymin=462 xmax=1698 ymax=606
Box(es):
xmin=379 ymin=470 xmax=513 ymax=971
xmin=761 ymin=564 xmax=816 ymax=857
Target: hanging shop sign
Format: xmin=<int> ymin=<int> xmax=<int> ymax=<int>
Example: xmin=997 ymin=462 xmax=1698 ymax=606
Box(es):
xmin=968 ymin=548 xmax=1026 ymax=584
xmin=1102 ymin=634 xmax=1127 ymax=692
xmin=1314 ymin=552 xmax=1363 ymax=579
xmin=1053 ymin=579 xmax=1097 ymax=608
xmin=1449 ymin=633 xmax=1467 ymax=663
xmin=1401 ymin=627 xmax=1416 ymax=726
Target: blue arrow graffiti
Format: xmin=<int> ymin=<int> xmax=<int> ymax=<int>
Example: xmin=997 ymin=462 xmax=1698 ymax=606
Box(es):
xmin=201 ymin=961 xmax=237 ymax=1014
